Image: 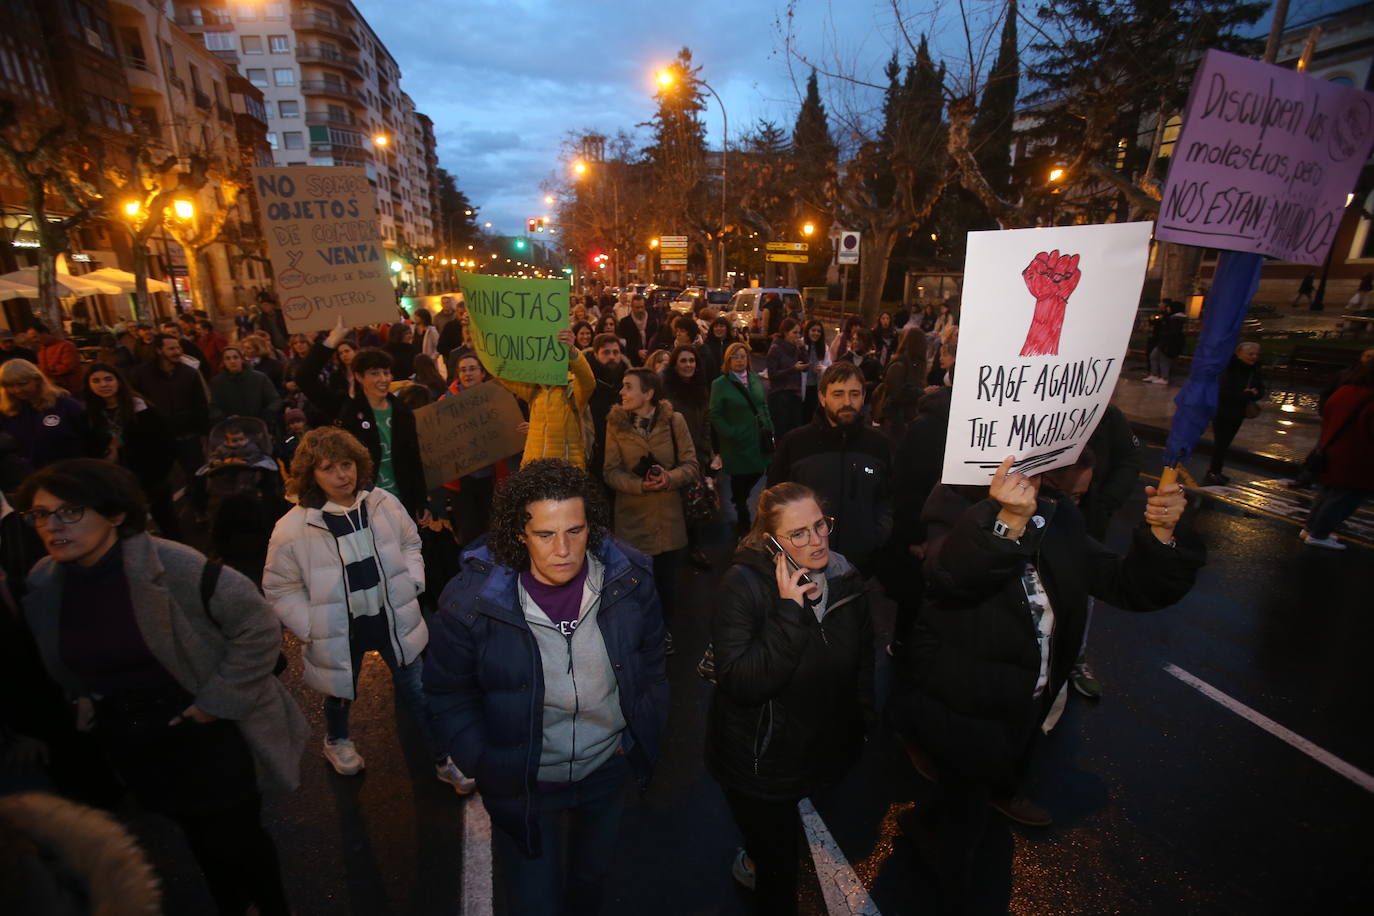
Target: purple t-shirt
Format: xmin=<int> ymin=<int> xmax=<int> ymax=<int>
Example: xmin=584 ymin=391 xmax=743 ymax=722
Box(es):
xmin=521 ymin=562 xmax=590 ymax=637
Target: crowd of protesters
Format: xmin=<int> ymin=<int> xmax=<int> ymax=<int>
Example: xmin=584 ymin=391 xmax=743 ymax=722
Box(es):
xmin=4 ymin=281 xmax=1366 ymax=915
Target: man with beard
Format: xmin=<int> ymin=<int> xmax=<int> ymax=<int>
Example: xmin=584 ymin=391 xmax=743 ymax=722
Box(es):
xmin=587 ymin=333 xmax=627 ymax=480
xmin=767 ymin=362 xmax=893 ymax=575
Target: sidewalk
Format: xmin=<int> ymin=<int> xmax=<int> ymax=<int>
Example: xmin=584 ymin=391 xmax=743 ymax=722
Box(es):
xmin=1110 ymin=374 xmax=1319 ymax=471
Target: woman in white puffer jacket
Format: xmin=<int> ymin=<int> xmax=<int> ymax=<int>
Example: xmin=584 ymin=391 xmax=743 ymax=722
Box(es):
xmin=263 ymin=426 xmax=474 ymax=793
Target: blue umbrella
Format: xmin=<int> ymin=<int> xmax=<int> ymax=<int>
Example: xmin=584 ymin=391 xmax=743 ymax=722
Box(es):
xmin=1162 ymin=250 xmax=1263 ymax=469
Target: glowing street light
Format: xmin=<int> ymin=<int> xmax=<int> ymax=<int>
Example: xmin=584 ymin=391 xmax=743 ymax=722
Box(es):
xmin=572 ymin=159 xmax=588 ymax=177
xmin=172 ymin=199 xmax=195 ymax=220
xmin=373 ymin=135 xmax=388 ymax=146
xmin=389 ymin=260 xmax=402 ymax=273
xmin=656 ymin=70 xmax=674 ymax=88
xmin=1048 ymin=167 xmax=1065 ymax=182
xmin=802 ymin=222 xmax=815 ymax=236
xmin=649 ymin=238 xmax=659 ymax=248
xmin=123 ymin=200 xmax=141 ymax=217
xmin=544 ymin=194 xmax=555 ymax=205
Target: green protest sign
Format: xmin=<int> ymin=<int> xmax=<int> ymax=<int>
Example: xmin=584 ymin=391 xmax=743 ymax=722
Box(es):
xmin=458 ymin=272 xmax=571 ymax=385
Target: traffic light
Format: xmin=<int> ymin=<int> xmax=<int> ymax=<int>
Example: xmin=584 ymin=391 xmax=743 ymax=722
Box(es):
xmin=515 ymin=239 xmax=526 ymax=250
xmin=527 ymin=218 xmax=537 ymax=233
xmin=536 ymin=218 xmax=546 ymax=233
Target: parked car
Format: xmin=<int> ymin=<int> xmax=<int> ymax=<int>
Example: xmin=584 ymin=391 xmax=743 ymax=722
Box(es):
xmin=722 ymin=287 xmax=805 ymax=341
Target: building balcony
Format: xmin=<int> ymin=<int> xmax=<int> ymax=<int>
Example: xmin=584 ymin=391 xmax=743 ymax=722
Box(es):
xmin=305 ymin=110 xmax=359 ymax=128
xmin=124 ymin=59 xmax=163 ymax=97
xmin=173 ymin=13 xmax=234 ymax=33
xmin=300 ymin=80 xmax=364 ymax=103
xmin=296 ymin=44 xmax=361 ymax=78
xmin=210 ymin=49 xmax=239 ymax=67
xmin=313 ymin=144 xmax=366 ymax=164
xmin=192 ymin=88 xmax=212 ymax=110
xmin=291 ymin=13 xmax=358 ymax=47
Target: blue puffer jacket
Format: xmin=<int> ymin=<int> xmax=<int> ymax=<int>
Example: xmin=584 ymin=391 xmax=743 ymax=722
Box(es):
xmin=424 ymin=537 xmax=669 ymax=856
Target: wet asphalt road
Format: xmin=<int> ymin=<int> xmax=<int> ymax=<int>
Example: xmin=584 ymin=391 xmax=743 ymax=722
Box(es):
xmin=139 ymin=444 xmax=1374 ymax=916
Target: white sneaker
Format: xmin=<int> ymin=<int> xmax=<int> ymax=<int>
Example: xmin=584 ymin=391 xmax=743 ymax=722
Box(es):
xmin=731 ymin=848 xmax=756 ymax=890
xmin=435 ymin=757 xmax=477 ymax=795
xmin=1149 ymin=377 xmax=1168 ymax=385
xmin=1301 ymin=532 xmax=1347 ymax=550
xmin=1142 ymin=375 xmax=1159 ymax=383
xmin=323 ymin=738 xmax=365 ymax=775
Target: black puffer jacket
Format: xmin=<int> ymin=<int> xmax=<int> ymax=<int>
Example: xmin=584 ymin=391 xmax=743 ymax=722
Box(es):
xmin=766 ymin=414 xmax=893 ymax=569
xmin=705 ymin=546 xmax=874 ymax=801
xmin=891 ymin=485 xmax=1204 ymax=791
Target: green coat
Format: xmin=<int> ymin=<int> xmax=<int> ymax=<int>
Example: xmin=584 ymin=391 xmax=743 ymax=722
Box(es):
xmin=210 ymin=367 xmax=282 ymax=425
xmin=710 ymin=371 xmax=774 ymax=475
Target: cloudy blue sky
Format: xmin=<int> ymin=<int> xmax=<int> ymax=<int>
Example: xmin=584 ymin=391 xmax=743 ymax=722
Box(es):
xmin=351 ymin=0 xmax=1345 ymax=235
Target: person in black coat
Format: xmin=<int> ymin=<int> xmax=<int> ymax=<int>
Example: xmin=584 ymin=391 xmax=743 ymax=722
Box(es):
xmin=706 ymin=481 xmax=873 ymax=914
xmin=889 ymin=455 xmax=1202 ymax=912
xmin=616 ymin=294 xmax=660 ymax=366
xmin=1204 ymin=341 xmax=1266 ymax=485
xmin=296 ymin=320 xmax=429 ymax=520
xmin=767 ymin=362 xmax=893 ymax=574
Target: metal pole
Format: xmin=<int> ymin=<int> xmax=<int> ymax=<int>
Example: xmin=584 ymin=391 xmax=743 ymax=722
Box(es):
xmin=698 ymin=79 xmax=728 ymax=288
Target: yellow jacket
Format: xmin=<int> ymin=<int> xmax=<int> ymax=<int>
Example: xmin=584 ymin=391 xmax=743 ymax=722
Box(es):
xmin=499 ymin=352 xmax=596 ymax=469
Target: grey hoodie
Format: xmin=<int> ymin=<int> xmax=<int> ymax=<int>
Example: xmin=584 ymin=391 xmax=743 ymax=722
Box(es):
xmin=517 ymin=554 xmax=627 ymax=783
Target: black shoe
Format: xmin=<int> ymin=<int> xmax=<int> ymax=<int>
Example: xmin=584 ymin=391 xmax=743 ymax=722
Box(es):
xmin=989 ymin=794 xmax=1052 ymax=827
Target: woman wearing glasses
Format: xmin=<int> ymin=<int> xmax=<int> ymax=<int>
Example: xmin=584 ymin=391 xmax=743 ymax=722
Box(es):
xmin=705 ymin=481 xmax=873 ymax=914
xmin=15 ymin=458 xmax=306 ymax=916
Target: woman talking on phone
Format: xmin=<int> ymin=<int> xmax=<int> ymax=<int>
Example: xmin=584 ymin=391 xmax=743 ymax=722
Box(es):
xmin=705 ymin=481 xmax=873 ymax=914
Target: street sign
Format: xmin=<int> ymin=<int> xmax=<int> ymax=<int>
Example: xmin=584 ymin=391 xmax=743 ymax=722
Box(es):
xmin=837 ymin=230 xmax=860 ymax=265
xmin=661 ymin=260 xmax=687 ymax=267
xmin=660 ymin=235 xmax=687 ymax=245
xmin=765 ymin=253 xmax=809 ymax=263
xmin=766 ymin=241 xmax=808 ymax=252
xmin=659 ymin=246 xmax=688 ymax=255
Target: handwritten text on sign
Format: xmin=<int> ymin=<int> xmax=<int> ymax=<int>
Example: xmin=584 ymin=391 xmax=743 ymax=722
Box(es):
xmin=413 ymin=382 xmax=527 ymax=489
xmin=458 ymin=272 xmax=571 ymax=386
xmin=1156 ymin=50 xmax=1374 ymax=265
xmin=251 ymin=166 xmax=397 ymax=331
xmin=942 ymin=222 xmax=1154 ymax=485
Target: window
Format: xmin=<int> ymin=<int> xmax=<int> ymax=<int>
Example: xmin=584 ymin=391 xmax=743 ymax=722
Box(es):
xmin=283 ymin=131 xmax=304 ymax=150
xmin=236 ymin=3 xmax=257 ymax=20
xmin=264 ymin=3 xmax=285 ymax=19
xmin=277 ymin=99 xmax=299 ymax=118
xmin=189 ymin=64 xmax=202 ymax=92
xmin=266 ymin=132 xmax=278 ymax=149
xmin=203 ymin=32 xmax=232 ymax=51
xmin=272 ymin=67 xmax=295 ymax=86
xmin=246 ymin=68 xmax=267 ymax=87
xmin=74 ymin=2 xmax=116 ymax=57
xmin=241 ymin=35 xmax=263 ymax=54
xmin=119 ymin=27 xmax=147 ymax=67
xmin=268 ymin=35 xmax=289 ymax=53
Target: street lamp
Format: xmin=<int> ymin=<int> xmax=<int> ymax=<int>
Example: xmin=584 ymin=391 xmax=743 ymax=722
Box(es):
xmin=802 ymin=222 xmax=815 ymax=237
xmin=1048 ymin=167 xmax=1065 ymax=183
xmin=656 ymin=66 xmax=729 ymax=287
xmin=373 ymin=135 xmax=388 ymax=147
xmin=124 ymin=200 xmax=141 ymax=217
xmin=572 ymin=159 xmax=588 ymax=177
xmin=172 ymin=199 xmax=194 ymax=220
xmin=650 ymin=238 xmax=659 ymax=248
xmin=544 ymin=194 xmax=555 ymax=205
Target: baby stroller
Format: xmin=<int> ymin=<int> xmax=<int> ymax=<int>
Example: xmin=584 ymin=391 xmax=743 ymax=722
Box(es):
xmin=196 ymin=416 xmax=290 ymax=586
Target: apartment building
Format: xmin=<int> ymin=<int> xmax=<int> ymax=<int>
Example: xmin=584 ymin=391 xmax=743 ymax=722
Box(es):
xmin=171 ymin=0 xmax=439 ymax=288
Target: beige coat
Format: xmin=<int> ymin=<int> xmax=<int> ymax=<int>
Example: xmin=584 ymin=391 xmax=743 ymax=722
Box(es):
xmin=24 ymin=534 xmax=307 ymax=795
xmin=603 ymin=400 xmax=699 ymax=556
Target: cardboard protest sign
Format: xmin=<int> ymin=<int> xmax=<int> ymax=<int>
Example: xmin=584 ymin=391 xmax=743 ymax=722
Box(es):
xmin=458 ymin=272 xmax=571 ymax=385
xmin=414 ymin=382 xmax=527 ymax=489
xmin=251 ymin=166 xmax=397 ymax=331
xmin=941 ymin=222 xmax=1154 ymax=485
xmin=1156 ymin=49 xmax=1374 ymax=265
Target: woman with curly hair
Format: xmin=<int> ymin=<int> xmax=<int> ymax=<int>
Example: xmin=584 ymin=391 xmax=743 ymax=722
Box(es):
xmin=425 ymin=458 xmax=669 ymax=916
xmin=262 ymin=427 xmax=474 ymax=793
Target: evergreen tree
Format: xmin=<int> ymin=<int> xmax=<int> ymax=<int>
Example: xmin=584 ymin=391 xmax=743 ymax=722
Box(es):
xmin=436 ymin=168 xmax=479 ymax=250
xmin=971 ymin=0 xmax=1019 ymax=200
xmin=792 ymin=71 xmax=836 ymax=211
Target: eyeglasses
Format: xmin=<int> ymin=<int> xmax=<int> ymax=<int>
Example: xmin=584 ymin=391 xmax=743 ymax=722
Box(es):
xmin=778 ymin=516 xmax=835 ymax=547
xmin=22 ymin=505 xmax=86 ymax=528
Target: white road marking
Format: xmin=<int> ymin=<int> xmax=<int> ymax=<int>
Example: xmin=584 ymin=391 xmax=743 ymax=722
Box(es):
xmin=461 ymin=796 xmax=493 ymax=916
xmin=1164 ymin=664 xmax=1374 ymax=794
xmin=799 ymin=798 xmax=882 ymax=916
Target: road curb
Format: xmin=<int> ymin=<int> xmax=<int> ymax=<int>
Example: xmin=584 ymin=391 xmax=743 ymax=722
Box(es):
xmin=1128 ymin=421 xmax=1302 ymax=476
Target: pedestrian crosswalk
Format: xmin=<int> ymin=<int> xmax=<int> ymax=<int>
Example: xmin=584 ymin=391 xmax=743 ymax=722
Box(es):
xmin=1192 ymin=475 xmax=1374 ymax=547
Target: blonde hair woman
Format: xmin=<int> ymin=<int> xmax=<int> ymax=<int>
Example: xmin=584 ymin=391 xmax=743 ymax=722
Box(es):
xmin=709 ymin=342 xmax=774 ymax=533
xmin=0 ymin=358 xmax=89 ymax=471
xmin=706 ymin=481 xmax=872 ymax=909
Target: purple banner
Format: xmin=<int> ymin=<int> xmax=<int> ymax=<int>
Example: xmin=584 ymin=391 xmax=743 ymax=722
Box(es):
xmin=1156 ymin=49 xmax=1374 ymax=265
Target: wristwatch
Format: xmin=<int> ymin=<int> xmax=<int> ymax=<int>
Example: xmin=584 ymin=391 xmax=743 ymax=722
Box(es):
xmin=991 ymin=518 xmax=1021 ymax=542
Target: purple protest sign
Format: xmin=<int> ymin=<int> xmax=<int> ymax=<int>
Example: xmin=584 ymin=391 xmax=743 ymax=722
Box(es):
xmin=1156 ymin=49 xmax=1374 ymax=265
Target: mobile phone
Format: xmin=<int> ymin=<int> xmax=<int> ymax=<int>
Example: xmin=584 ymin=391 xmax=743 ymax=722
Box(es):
xmin=764 ymin=535 xmax=814 ymax=587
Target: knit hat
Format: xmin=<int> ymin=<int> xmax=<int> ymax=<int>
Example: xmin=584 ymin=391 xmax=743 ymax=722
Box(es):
xmin=284 ymin=408 xmax=307 ymax=424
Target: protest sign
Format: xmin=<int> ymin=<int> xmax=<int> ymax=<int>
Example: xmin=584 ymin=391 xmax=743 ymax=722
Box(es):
xmin=941 ymin=222 xmax=1154 ymax=485
xmin=414 ymin=382 xmax=527 ymax=489
xmin=458 ymin=272 xmax=571 ymax=385
xmin=251 ymin=166 xmax=396 ymax=331
xmin=1156 ymin=49 xmax=1374 ymax=265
